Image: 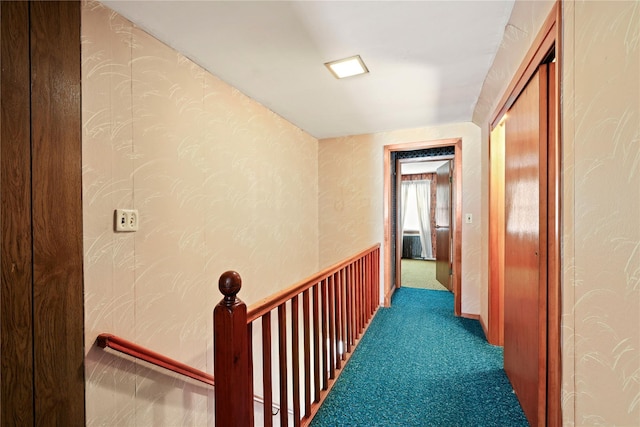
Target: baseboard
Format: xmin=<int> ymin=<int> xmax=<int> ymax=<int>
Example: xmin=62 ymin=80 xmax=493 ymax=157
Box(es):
xmin=462 ymin=313 xmax=490 ymax=342
xmin=384 ymin=285 xmax=396 ymax=307
xmin=479 ymin=315 xmax=489 ymax=341
xmin=461 ymin=312 xmax=480 ymax=321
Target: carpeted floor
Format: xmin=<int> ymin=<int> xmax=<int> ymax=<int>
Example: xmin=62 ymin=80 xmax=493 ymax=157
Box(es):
xmin=401 ymin=259 xmax=448 ymax=291
xmin=310 ymin=288 xmax=528 ymax=427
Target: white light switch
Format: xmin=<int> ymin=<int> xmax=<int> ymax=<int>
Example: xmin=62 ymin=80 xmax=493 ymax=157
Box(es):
xmin=465 ymin=213 xmax=473 ymax=224
xmin=115 ymin=209 xmax=139 ymax=232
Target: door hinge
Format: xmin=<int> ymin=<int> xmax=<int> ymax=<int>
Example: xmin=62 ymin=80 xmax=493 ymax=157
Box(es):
xmin=449 ymin=267 xmax=453 ymax=275
xmin=449 ymin=176 xmax=452 ymax=183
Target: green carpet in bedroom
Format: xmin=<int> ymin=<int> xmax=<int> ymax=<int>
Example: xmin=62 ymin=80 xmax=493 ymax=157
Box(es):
xmin=401 ymin=259 xmax=448 ymax=291
xmin=310 ymin=287 xmax=528 ymax=427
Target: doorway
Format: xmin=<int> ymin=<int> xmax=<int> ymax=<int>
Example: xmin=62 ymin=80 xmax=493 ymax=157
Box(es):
xmin=383 ymin=138 xmax=462 ymax=315
xmin=398 ymin=159 xmax=451 ymax=292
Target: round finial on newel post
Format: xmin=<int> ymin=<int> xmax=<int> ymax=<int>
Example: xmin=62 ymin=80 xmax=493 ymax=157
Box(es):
xmin=219 ymin=270 xmax=242 ymax=304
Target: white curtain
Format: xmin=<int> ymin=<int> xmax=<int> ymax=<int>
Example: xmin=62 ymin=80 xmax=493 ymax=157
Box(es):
xmin=414 ymin=180 xmax=433 ymax=259
xmin=400 ymin=181 xmax=411 ymax=234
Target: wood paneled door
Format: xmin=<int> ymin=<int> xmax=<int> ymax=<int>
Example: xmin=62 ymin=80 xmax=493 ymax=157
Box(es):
xmin=435 ymin=161 xmax=452 ymax=290
xmin=503 ymin=63 xmax=551 ymax=427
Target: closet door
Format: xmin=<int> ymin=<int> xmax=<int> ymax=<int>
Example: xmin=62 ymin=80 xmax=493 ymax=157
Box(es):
xmin=503 ymin=64 xmax=549 ymax=427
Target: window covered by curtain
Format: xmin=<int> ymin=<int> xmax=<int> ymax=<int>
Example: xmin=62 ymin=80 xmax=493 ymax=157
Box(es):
xmin=414 ymin=180 xmax=432 ymax=259
xmin=401 ymin=180 xmax=433 ymax=259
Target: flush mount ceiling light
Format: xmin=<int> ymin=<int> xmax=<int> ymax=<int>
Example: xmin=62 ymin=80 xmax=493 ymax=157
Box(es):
xmin=324 ymin=55 xmax=369 ymax=79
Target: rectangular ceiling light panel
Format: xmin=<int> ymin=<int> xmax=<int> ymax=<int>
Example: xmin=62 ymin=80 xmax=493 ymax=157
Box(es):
xmin=325 ymin=55 xmax=369 ymax=79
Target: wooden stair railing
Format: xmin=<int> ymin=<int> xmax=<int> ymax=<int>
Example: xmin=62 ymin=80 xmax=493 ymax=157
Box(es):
xmin=97 ymin=333 xmax=215 ymax=387
xmin=215 ymin=244 xmax=381 ymax=427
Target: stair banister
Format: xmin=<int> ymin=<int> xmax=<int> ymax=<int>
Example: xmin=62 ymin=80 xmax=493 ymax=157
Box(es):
xmin=214 ymin=244 xmax=381 ymax=426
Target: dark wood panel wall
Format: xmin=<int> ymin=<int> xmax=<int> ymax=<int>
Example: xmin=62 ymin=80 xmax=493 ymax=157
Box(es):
xmin=1 ymin=2 xmax=85 ymax=425
xmin=1 ymin=2 xmax=35 ymax=424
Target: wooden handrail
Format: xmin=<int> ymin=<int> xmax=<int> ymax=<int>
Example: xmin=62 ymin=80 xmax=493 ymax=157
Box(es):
xmin=98 ymin=332 xmax=283 ymax=419
xmin=96 ymin=333 xmax=214 ymax=387
xmin=247 ymin=243 xmax=381 ymax=322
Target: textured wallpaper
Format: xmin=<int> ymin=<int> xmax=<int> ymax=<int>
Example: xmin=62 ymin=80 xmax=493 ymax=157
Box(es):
xmin=318 ymin=123 xmax=483 ymax=315
xmin=473 ymin=0 xmax=556 ymax=126
xmin=562 ymin=1 xmax=640 ymax=425
xmin=81 ymin=1 xmax=319 ymax=425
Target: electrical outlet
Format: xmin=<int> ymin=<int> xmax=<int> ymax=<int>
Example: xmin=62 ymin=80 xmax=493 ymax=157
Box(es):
xmin=465 ymin=213 xmax=473 ymax=224
xmin=115 ymin=209 xmax=139 ymax=232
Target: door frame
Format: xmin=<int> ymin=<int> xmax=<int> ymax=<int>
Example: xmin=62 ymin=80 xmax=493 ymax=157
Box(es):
xmin=487 ymin=2 xmax=561 ymax=425
xmin=383 ymin=138 xmax=462 ymax=316
xmin=395 ymin=155 xmax=454 ymax=290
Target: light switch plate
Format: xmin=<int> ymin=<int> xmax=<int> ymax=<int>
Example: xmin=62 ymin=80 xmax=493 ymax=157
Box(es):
xmin=115 ymin=209 xmax=139 ymax=232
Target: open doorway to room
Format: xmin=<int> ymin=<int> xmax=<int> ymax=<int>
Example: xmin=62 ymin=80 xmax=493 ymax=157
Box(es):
xmin=398 ymin=160 xmax=450 ymax=292
xmin=383 ymin=138 xmax=462 ymax=315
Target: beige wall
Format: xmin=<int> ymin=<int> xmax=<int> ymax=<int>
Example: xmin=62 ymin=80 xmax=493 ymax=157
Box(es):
xmin=318 ymin=123 xmax=483 ymax=315
xmin=476 ymin=0 xmax=640 ymax=425
xmin=562 ymin=1 xmax=640 ymax=425
xmin=82 ymin=2 xmax=318 ymax=425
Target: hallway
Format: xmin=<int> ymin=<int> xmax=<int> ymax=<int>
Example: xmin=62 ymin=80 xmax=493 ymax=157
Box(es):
xmin=311 ymin=288 xmax=527 ymax=426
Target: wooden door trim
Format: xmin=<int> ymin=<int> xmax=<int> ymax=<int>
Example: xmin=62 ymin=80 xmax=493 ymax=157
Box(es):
xmin=394 ymin=158 xmax=402 ymax=289
xmin=488 ymin=119 xmax=506 ymax=346
xmin=488 ymin=1 xmax=561 ymax=425
xmin=383 ymin=138 xmax=462 ymax=317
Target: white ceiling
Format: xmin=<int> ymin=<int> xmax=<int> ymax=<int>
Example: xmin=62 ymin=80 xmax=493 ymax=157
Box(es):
xmin=103 ymin=0 xmax=515 ymax=139
xmin=401 ymin=160 xmax=448 ymax=175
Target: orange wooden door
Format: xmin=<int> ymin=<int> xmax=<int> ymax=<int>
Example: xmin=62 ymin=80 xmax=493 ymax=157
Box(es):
xmin=435 ymin=161 xmax=452 ymax=290
xmin=503 ymin=64 xmax=549 ymax=427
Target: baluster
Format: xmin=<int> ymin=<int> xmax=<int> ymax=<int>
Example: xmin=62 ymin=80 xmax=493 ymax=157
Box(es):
xmin=360 ymin=258 xmax=365 ymax=332
xmin=372 ymin=252 xmax=377 ymax=314
xmin=328 ymin=274 xmax=336 ymax=379
xmin=367 ymin=253 xmax=372 ymax=316
xmin=352 ymin=264 xmax=357 ymax=344
xmin=214 ymin=271 xmax=252 ymax=427
xmin=346 ymin=264 xmax=353 ymax=352
xmin=302 ymin=289 xmax=312 ymax=417
xmin=291 ymin=296 xmax=301 ymax=426
xmin=335 ymin=270 xmax=343 ymax=369
xmin=262 ymin=313 xmax=273 ymax=427
xmin=355 ymin=260 xmax=361 ymax=336
xmin=321 ymin=279 xmax=328 ymax=390
xmin=312 ymin=284 xmax=320 ymax=402
xmin=278 ymin=304 xmax=288 ymax=427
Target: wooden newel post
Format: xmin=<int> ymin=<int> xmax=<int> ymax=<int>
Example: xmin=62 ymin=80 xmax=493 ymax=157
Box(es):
xmin=214 ymin=271 xmax=253 ymax=426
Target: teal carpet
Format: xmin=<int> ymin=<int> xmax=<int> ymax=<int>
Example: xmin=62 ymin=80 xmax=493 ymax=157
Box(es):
xmin=310 ymin=288 xmax=528 ymax=427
